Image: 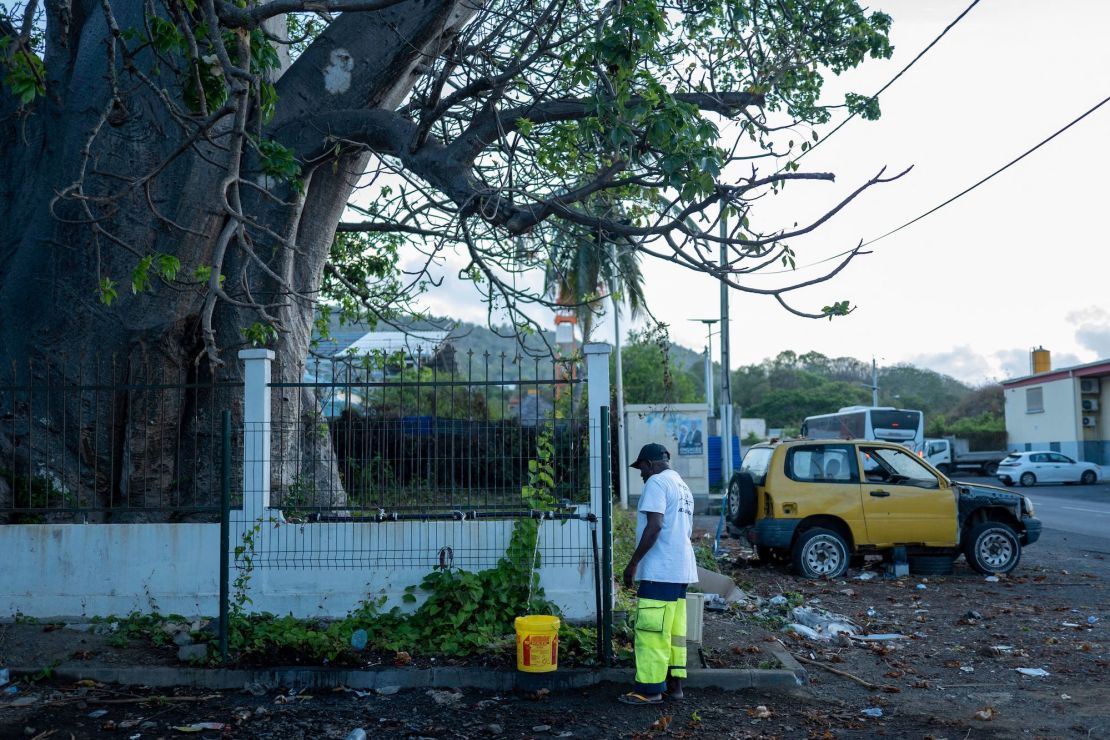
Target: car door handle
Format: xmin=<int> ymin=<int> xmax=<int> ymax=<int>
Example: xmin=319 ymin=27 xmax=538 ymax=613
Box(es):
xmin=869 ymin=490 xmax=890 ymax=497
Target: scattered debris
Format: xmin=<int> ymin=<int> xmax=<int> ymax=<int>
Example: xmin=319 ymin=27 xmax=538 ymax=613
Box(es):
xmin=345 ymin=730 xmax=368 ymax=740
xmin=1015 ymin=667 xmax=1050 ymax=677
xmin=172 ymin=723 xmax=227 ymax=732
xmin=704 ymin=594 xmax=730 ymax=612
xmin=861 ymin=707 xmax=883 ymax=718
xmin=793 ymin=653 xmax=889 ymax=691
xmin=769 ymin=595 xmax=788 ymax=607
xmin=985 ymin=576 xmax=1000 ymax=583
xmin=985 ymin=645 xmax=1017 ymax=657
xmin=856 ymin=572 xmax=877 ymax=581
xmin=748 ymin=705 xmax=773 ymax=719
xmin=532 ymin=725 xmax=552 ymax=733
xmin=965 ymin=610 xmax=984 ymax=620
xmin=696 ymin=566 xmax=759 ymax=606
xmin=784 ymin=624 xmax=821 ymax=640
xmin=350 ymin=629 xmax=368 ymax=651
xmin=788 ymin=606 xmax=859 ymax=639
xmin=915 ymin=584 xmax=927 ymax=590
xmin=426 ymin=689 xmax=461 ymax=706
xmin=88 ymin=709 xmax=109 ymax=718
xmin=376 ymin=686 xmax=401 ymax=696
xmin=393 ymin=651 xmax=412 ymax=666
xmin=974 ymin=706 xmax=998 ymax=721
xmin=243 ymin=682 xmax=269 ymax=697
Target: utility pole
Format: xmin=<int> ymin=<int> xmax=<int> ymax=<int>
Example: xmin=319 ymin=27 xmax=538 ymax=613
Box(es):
xmin=612 ymin=276 xmax=629 ymax=510
xmin=690 ymin=319 xmax=718 ymax=415
xmin=871 ymin=357 xmax=879 ymax=406
xmin=719 ymin=207 xmax=733 ymax=482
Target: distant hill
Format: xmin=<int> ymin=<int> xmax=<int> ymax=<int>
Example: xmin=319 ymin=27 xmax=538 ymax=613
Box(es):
xmin=314 ymin=315 xmax=991 ymax=427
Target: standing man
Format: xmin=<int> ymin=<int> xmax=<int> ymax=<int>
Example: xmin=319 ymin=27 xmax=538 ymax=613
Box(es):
xmin=619 ymin=443 xmax=698 ymax=705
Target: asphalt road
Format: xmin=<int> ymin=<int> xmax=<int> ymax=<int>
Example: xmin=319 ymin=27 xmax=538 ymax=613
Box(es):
xmin=958 ymin=475 xmax=1110 ymax=543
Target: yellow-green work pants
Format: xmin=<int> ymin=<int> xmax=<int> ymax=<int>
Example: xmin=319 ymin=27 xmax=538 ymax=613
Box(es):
xmin=634 ymin=581 xmax=688 ymax=694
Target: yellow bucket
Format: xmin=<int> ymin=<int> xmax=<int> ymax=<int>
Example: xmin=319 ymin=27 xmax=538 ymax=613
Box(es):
xmin=514 ymin=615 xmax=560 ymax=673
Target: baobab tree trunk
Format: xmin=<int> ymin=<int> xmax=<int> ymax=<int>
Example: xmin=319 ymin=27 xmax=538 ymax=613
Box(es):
xmin=0 ymin=0 xmax=474 ymax=519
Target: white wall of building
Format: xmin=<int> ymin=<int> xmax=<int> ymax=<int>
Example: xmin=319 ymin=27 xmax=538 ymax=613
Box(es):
xmin=1004 ymin=378 xmax=1077 ymax=445
xmin=0 ymin=520 xmax=596 ymax=621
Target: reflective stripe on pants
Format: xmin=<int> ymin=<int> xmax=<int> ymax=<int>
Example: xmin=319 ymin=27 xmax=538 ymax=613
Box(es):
xmin=634 ymin=596 xmax=687 ymax=694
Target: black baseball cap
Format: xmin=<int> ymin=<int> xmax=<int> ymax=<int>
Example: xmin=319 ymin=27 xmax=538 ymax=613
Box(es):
xmin=631 ymin=443 xmax=670 ymax=467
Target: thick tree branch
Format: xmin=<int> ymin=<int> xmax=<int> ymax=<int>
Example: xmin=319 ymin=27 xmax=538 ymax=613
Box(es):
xmin=450 ymin=90 xmax=765 ymax=162
xmin=215 ymin=0 xmax=414 ymax=28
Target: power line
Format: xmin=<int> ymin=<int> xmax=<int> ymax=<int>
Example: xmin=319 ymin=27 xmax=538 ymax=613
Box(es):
xmin=861 ymin=91 xmax=1110 ymax=248
xmin=753 ymin=91 xmax=1110 ymax=274
xmin=789 ymin=0 xmax=981 ymax=168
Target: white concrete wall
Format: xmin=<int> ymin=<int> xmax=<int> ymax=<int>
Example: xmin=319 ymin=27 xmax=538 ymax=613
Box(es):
xmin=0 ymin=520 xmax=597 ymax=621
xmin=1004 ymin=377 xmax=1077 ymax=447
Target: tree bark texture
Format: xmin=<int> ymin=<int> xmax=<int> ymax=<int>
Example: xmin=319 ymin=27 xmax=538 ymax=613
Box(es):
xmin=0 ymin=1 xmax=472 ymax=518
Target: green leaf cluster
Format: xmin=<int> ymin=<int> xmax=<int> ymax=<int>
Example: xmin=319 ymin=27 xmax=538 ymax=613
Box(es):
xmin=0 ymin=37 xmax=45 ymax=105
xmin=255 ymin=138 xmax=303 ymax=192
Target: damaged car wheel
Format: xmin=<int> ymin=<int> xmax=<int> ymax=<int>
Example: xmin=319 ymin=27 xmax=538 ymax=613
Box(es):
xmin=964 ymin=521 xmax=1022 ymax=575
xmin=792 ymin=527 xmax=850 ymax=579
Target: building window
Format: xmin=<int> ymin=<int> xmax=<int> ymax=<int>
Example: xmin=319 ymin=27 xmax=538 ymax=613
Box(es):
xmin=1026 ymin=387 xmax=1044 ymax=414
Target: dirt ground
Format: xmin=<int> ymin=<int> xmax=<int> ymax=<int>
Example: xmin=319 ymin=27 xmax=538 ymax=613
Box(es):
xmin=707 ymin=527 xmax=1110 ymax=738
xmin=1 ymin=528 xmax=1107 ymax=738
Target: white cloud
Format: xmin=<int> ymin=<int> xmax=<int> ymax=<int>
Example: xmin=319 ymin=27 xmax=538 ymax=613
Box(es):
xmin=904 ymin=346 xmax=1087 ymax=385
xmin=905 ymin=346 xmax=998 ymax=385
xmin=1068 ymin=306 xmax=1110 ymax=359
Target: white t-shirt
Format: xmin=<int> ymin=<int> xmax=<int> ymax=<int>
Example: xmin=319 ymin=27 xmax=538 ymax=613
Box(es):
xmin=634 ymin=468 xmax=698 ymax=584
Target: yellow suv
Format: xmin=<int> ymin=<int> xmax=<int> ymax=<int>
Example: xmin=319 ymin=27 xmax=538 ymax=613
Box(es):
xmin=725 ymin=439 xmax=1041 ymax=578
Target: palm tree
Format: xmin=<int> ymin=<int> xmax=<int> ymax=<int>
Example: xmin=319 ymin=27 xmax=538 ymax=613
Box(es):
xmin=543 ymin=212 xmax=646 ymax=342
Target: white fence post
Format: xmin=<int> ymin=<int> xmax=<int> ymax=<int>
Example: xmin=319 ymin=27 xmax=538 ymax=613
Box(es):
xmin=584 ymin=343 xmax=612 ymax=515
xmin=239 ymin=349 xmax=274 ymax=523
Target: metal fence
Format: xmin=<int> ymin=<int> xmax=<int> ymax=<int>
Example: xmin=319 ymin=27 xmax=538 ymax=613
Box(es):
xmin=1 ymin=345 xmax=614 ymax=653
xmin=242 ymin=349 xmax=595 ymax=570
xmin=274 ymin=350 xmax=586 ymax=512
xmin=0 ymin=356 xmax=240 ymax=522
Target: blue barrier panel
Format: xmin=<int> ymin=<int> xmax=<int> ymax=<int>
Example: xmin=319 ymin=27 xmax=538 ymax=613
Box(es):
xmin=708 ymin=435 xmax=742 ymax=486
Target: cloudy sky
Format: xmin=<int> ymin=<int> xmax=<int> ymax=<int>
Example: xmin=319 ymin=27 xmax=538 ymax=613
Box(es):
xmin=411 ymin=0 xmax=1110 ymax=385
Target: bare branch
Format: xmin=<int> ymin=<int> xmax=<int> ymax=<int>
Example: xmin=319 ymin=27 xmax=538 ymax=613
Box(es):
xmin=336 ymin=221 xmax=448 ymax=237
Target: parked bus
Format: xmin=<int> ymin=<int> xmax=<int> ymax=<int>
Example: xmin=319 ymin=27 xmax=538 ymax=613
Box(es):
xmin=800 ymin=406 xmax=925 ymax=454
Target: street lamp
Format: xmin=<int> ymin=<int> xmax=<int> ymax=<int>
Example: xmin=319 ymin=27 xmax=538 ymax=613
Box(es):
xmin=689 ymin=319 xmax=719 ymax=413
